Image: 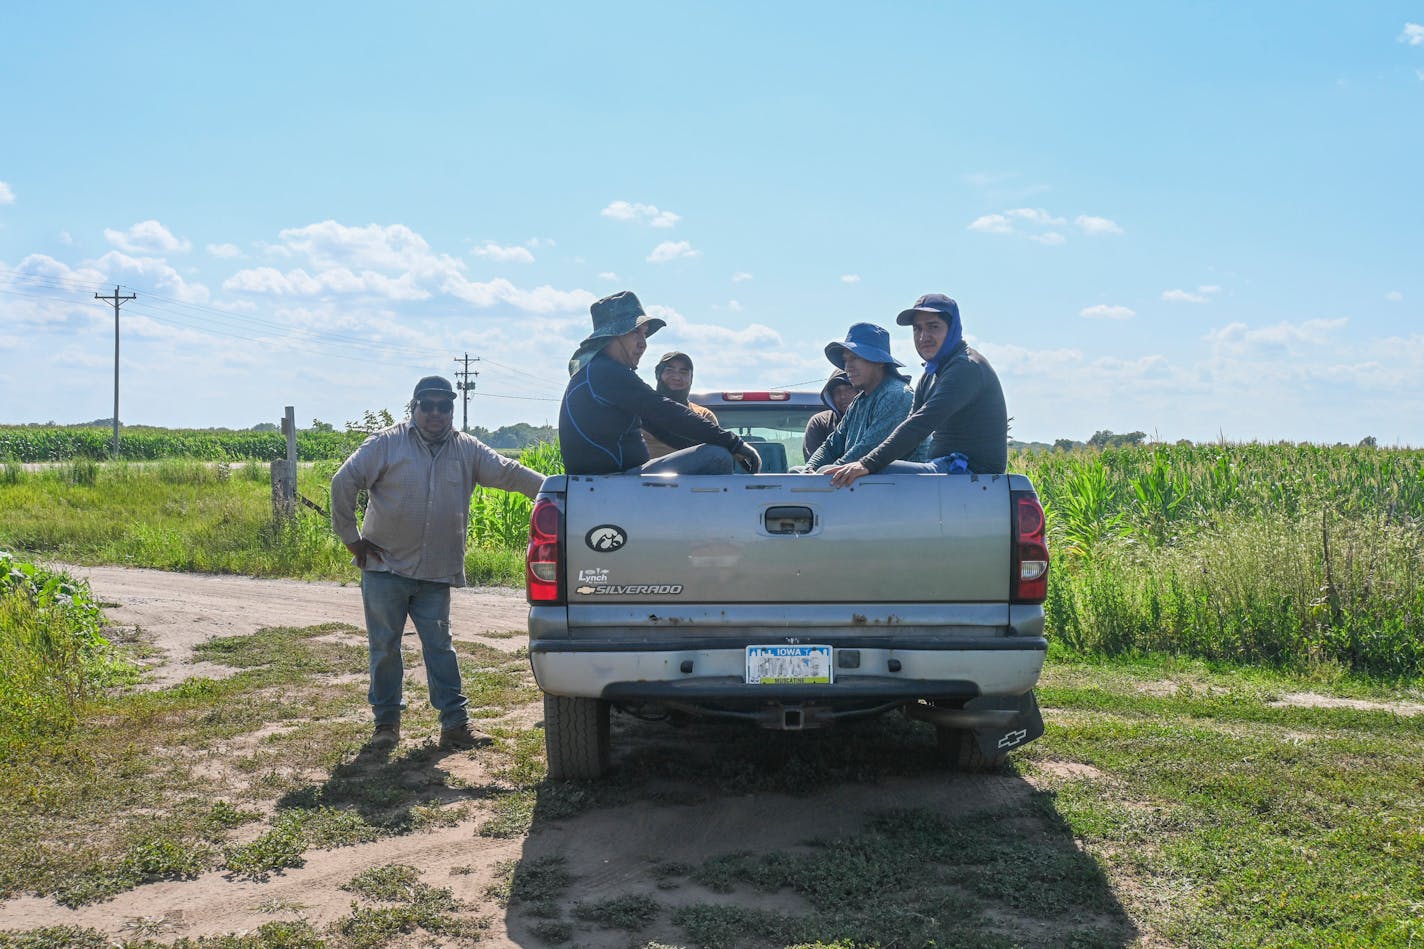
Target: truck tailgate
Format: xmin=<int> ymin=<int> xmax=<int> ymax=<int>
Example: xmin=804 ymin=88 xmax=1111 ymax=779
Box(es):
xmin=561 ymin=473 xmax=1011 ymax=604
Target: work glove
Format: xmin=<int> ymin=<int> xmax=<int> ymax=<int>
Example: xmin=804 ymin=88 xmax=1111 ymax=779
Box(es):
xmin=732 ymin=442 xmax=762 ymax=474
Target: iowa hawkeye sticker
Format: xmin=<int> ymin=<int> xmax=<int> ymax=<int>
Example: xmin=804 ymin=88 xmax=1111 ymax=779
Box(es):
xmin=574 ymin=584 xmax=684 ymax=596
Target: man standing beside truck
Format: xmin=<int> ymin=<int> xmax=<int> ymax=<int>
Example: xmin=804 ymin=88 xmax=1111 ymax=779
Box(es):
xmin=560 ymin=291 xmax=761 ymax=476
xmin=331 ymin=375 xmax=545 ymax=755
xmin=824 ymin=293 xmax=1008 ymax=488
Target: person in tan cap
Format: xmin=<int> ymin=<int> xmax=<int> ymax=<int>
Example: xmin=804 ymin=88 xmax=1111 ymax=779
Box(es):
xmin=642 ymin=350 xmax=719 ymax=459
xmin=559 ymin=291 xmax=760 ymax=475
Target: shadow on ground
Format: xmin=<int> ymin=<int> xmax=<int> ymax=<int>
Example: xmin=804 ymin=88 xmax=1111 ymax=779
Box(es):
xmin=504 ymin=708 xmax=1138 ymax=949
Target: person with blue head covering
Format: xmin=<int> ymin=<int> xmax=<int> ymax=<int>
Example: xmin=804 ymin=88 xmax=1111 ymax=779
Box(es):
xmin=794 ymin=322 xmax=926 ymax=472
xmin=824 ymin=293 xmax=1008 ymax=488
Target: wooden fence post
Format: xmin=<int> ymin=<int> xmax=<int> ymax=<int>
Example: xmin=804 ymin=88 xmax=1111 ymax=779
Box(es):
xmin=271 ymin=406 xmax=298 ymax=521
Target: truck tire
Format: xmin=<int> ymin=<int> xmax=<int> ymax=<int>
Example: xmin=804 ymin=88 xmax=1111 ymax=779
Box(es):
xmin=937 ymin=726 xmax=1007 ymax=773
xmin=544 ymin=694 xmax=610 ymax=780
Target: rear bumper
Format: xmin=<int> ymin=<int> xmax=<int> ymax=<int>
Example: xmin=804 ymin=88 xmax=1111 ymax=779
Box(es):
xmin=528 ymin=637 xmax=1047 ymax=702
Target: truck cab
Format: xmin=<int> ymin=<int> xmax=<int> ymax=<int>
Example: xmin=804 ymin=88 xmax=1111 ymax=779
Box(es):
xmin=688 ymin=390 xmax=823 ymax=472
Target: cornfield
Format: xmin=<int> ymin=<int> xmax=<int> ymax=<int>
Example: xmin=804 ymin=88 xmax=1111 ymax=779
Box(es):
xmin=0 ymin=426 xmax=366 ymax=462
xmin=467 ymin=441 xmax=564 ymax=550
xmin=1015 ymin=443 xmax=1424 ymax=678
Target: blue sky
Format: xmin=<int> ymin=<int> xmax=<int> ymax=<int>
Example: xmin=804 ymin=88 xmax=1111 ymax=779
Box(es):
xmin=2 ymin=2 xmax=1422 ymax=445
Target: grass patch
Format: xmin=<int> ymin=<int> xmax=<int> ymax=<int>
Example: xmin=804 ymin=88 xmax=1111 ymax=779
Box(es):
xmin=0 ymin=621 xmax=481 ymax=907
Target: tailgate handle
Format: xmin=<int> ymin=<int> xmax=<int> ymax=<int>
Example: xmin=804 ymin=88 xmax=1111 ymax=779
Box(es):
xmin=765 ymin=505 xmax=814 ymax=535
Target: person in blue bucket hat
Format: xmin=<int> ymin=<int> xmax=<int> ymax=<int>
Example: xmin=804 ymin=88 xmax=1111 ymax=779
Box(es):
xmin=559 ymin=291 xmax=762 ymax=476
xmin=794 ymin=322 xmax=926 ymax=472
xmin=824 ymin=293 xmax=1007 ymax=487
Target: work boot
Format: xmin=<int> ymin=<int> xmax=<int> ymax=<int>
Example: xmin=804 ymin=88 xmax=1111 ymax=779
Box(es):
xmin=438 ymin=722 xmax=492 ymax=751
xmin=365 ymin=722 xmax=400 ymax=752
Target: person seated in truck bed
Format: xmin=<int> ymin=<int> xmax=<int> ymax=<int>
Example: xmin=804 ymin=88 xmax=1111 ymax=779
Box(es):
xmin=794 ymin=322 xmax=926 ymax=472
xmin=560 ymin=291 xmax=761 ymax=476
xmin=642 ymin=350 xmax=719 ymax=460
xmin=824 ymin=293 xmax=1007 ymax=488
xmin=801 ymin=369 xmax=855 ymax=460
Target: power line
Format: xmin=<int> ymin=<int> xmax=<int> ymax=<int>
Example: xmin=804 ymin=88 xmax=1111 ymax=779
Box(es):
xmin=95 ymin=285 xmax=136 ymax=456
xmin=453 ymin=352 xmax=480 ymax=432
xmin=2 ymin=268 xmax=571 ymax=406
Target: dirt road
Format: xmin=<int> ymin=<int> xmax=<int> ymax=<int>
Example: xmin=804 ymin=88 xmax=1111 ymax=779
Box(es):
xmin=0 ymin=567 xmax=1135 ymax=947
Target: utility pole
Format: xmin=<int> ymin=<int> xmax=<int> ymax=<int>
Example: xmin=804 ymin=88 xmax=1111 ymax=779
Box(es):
xmin=95 ymin=285 xmax=137 ymax=457
xmin=454 ymin=353 xmax=480 ymax=433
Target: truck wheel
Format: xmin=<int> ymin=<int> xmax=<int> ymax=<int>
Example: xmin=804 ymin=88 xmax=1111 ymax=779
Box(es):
xmin=544 ymin=695 xmax=610 ymax=780
xmin=937 ymin=726 xmax=1007 ymax=773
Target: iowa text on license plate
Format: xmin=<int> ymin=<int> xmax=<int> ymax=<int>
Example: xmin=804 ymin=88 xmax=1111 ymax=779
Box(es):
xmin=745 ymin=644 xmax=833 ymax=684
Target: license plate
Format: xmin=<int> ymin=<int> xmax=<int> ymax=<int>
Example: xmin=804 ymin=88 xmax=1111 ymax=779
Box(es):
xmin=745 ymin=645 xmax=833 ymax=685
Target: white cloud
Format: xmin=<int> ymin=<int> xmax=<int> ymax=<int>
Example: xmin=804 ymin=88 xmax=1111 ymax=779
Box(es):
xmin=1080 ymin=304 xmax=1135 ymax=320
xmin=104 ymin=220 xmax=191 ymax=254
xmin=1075 ymin=215 xmax=1124 ymax=236
xmin=223 ymin=265 xmax=429 ymax=300
xmin=1162 ymin=288 xmax=1209 ymax=303
xmin=969 ymin=207 xmax=1103 ymax=245
xmin=967 ymin=213 xmax=1013 ymax=234
xmin=731 ymin=272 xmax=753 ymax=283
xmin=1206 ymin=318 xmax=1348 ymax=360
xmin=598 ymin=272 xmax=619 ymax=281
xmin=0 ymin=181 xmax=13 ymax=205
xmin=1401 ymin=22 xmax=1423 ymax=45
xmin=840 ymin=274 xmax=861 ymax=284
xmin=472 ymin=241 xmax=535 ymax=264
xmin=93 ymin=250 xmax=210 ymax=303
xmin=442 ymin=276 xmax=594 ymax=313
xmin=1162 ymin=286 xmax=1221 ymax=304
xmin=59 ymin=231 xmax=73 ymax=245
xmin=1007 ymin=208 xmax=1065 ymax=226
xmin=1385 ymin=291 xmax=1403 ymax=302
xmin=646 ymin=240 xmax=699 ymax=264
xmin=207 ymin=243 xmax=242 ymax=259
xmin=526 ymin=237 xmax=556 ymax=248
xmin=727 ymin=300 xmax=743 ymax=312
xmin=277 ymin=220 xmax=449 ymax=273
xmin=601 ymin=200 xmax=681 ymax=228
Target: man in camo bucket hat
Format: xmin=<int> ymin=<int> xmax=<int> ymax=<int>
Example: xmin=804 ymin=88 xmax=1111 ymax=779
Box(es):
xmin=559 ymin=291 xmax=761 ymax=476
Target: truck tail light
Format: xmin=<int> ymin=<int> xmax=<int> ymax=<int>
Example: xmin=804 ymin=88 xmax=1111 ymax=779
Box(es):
xmin=526 ymin=496 xmax=563 ymax=604
xmin=1011 ymin=490 xmax=1049 ymax=604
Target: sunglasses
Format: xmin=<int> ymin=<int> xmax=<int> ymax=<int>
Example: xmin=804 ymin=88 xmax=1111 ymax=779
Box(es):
xmin=417 ymin=399 xmax=454 ymax=414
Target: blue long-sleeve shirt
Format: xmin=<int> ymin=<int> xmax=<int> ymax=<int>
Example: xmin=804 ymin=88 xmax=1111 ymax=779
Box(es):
xmin=803 ymin=373 xmax=925 ymax=471
xmin=559 ymin=352 xmax=746 ymax=475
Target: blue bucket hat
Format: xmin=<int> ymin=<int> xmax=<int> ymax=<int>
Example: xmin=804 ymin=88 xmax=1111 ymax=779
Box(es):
xmin=824 ymin=322 xmax=903 ymax=369
xmin=569 ymin=290 xmax=667 ymax=373
xmin=896 ymin=292 xmax=960 ymax=326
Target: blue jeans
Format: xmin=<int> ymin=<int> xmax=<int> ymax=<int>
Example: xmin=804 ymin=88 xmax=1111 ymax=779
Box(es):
xmin=361 ymin=570 xmax=467 ymax=729
xmin=633 ymin=443 xmax=736 ymax=475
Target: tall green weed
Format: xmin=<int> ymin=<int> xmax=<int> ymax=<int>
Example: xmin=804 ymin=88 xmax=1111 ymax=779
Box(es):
xmin=0 ymin=553 xmax=130 ymax=756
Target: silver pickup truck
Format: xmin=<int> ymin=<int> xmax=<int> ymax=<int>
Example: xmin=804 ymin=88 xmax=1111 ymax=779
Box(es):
xmin=524 ymin=454 xmax=1051 ymax=779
